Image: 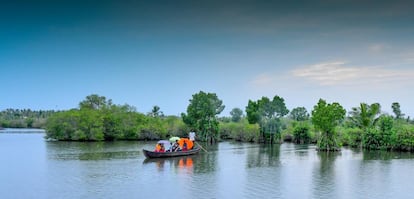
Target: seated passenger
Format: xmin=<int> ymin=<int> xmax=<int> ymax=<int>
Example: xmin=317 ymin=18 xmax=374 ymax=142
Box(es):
xmin=159 ymin=144 xmax=165 ymax=152
xmin=171 ymin=140 xmax=180 ymax=152
xmin=182 ymin=142 xmax=188 ymax=151
xmin=154 ymin=143 xmax=161 ymax=152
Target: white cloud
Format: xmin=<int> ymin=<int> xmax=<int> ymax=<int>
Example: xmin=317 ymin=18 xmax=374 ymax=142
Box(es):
xmin=247 ymin=62 xmax=414 ymax=118
xmin=250 ymin=73 xmax=273 ymax=86
xmin=368 ymin=43 xmax=386 ymax=53
xmin=291 ymin=62 xmax=414 ymax=86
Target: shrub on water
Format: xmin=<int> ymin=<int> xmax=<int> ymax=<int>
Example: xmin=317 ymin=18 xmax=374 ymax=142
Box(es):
xmin=242 ymin=123 xmax=260 ymax=142
xmin=338 ymin=127 xmax=363 ymax=147
xmin=362 ymin=127 xmax=381 ymax=150
xmin=293 ymin=123 xmax=311 ymax=144
xmin=219 ymin=121 xmax=260 ymax=142
xmin=362 ymin=115 xmax=394 ymax=150
xmin=392 ymin=125 xmax=414 ymax=151
xmin=218 ymin=122 xmax=235 ymax=140
xmin=164 ymin=116 xmax=189 ymax=138
xmin=73 ymin=130 xmax=87 ymax=141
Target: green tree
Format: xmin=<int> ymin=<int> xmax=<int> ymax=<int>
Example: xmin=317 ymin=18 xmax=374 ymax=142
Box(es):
xmin=289 ymin=107 xmax=309 ymax=121
xmin=230 ymin=107 xmax=243 ymax=122
xmin=245 ymin=95 xmax=289 ymax=143
xmin=78 ymin=108 xmax=104 ymax=141
xmin=45 ymin=109 xmax=80 ymax=140
xmin=102 ymin=104 xmax=140 ymax=140
xmin=79 ymin=94 xmax=112 ymax=110
xmin=25 ymin=118 xmax=34 ymax=128
xmin=349 ymin=103 xmax=381 ymax=130
xmin=292 ymin=122 xmax=311 ymax=144
xmin=392 ymin=102 xmax=404 ymax=119
xmin=148 ymin=105 xmax=164 ymax=118
xmin=246 ymin=100 xmax=261 ymax=124
xmin=181 ymin=91 xmax=225 ymax=143
xmin=219 ymin=119 xmax=260 ymax=142
xmin=311 ymin=99 xmax=346 ymax=151
xmin=362 ymin=115 xmax=395 ymax=150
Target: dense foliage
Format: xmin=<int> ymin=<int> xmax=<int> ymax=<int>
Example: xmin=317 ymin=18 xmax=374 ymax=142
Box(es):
xmin=289 ymin=107 xmax=309 ymax=121
xmin=4 ymin=92 xmax=414 ymax=152
xmin=311 ymin=99 xmax=346 ymax=151
xmin=230 ymin=108 xmax=243 ymax=122
xmin=181 ymin=91 xmax=225 ymax=143
xmin=0 ymin=109 xmax=56 ymax=128
xmin=392 ymin=102 xmax=404 ymax=119
xmin=292 ymin=122 xmax=311 ymax=144
xmin=219 ymin=119 xmax=260 ymax=142
xmin=348 ymin=103 xmax=381 ymax=130
xmin=45 ymin=94 xmax=183 ymax=141
xmin=246 ymin=95 xmax=289 ymax=143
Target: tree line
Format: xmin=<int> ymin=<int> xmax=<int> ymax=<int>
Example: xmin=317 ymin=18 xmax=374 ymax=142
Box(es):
xmin=0 ymin=109 xmax=56 ymax=128
xmin=3 ymin=92 xmax=414 ymax=152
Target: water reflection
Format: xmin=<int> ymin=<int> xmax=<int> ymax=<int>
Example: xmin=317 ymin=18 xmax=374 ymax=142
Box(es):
xmin=294 ymin=144 xmax=311 ymax=157
xmin=247 ymin=144 xmax=281 ymax=168
xmin=312 ymin=151 xmax=341 ymax=199
xmin=4 ymin=132 xmax=414 ymax=199
xmin=363 ymin=150 xmax=414 ymax=160
xmin=143 ymin=156 xmax=195 ymax=173
xmin=47 ymin=141 xmax=141 ymax=160
xmin=194 ymin=143 xmax=218 ymax=174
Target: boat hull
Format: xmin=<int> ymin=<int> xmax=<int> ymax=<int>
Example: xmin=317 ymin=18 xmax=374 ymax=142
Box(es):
xmin=143 ymin=148 xmax=201 ymax=158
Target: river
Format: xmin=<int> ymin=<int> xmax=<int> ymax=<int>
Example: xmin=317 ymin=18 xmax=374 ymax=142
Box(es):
xmin=1 ymin=129 xmax=414 ymax=199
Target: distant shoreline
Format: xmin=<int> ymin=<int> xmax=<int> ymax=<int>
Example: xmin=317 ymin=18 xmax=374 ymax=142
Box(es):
xmin=0 ymin=128 xmax=45 ymax=133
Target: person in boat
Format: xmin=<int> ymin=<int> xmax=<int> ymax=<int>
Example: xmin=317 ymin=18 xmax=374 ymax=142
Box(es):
xmin=159 ymin=144 xmax=165 ymax=152
xmin=155 ymin=143 xmax=165 ymax=152
xmin=182 ymin=142 xmax=188 ymax=151
xmin=171 ymin=140 xmax=180 ymax=152
xmin=154 ymin=143 xmax=161 ymax=152
xmin=188 ymin=131 xmax=196 ymax=150
xmin=189 ymin=131 xmax=196 ymax=142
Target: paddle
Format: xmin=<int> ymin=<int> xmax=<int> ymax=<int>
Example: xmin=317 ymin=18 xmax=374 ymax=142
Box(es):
xmin=195 ymin=142 xmax=208 ymax=153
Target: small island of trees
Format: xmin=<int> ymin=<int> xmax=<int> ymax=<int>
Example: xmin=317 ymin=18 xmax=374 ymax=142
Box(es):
xmin=2 ymin=92 xmax=414 ymax=152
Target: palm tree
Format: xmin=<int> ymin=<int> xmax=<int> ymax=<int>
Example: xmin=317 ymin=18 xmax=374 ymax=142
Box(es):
xmin=149 ymin=105 xmax=163 ymax=118
xmin=349 ymin=103 xmax=381 ymax=130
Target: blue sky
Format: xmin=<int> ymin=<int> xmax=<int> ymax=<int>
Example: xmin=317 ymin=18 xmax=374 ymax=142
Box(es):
xmin=1 ymin=0 xmax=414 ymax=117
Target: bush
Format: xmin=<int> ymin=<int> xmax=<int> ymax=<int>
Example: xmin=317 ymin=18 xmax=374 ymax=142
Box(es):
xmin=219 ymin=121 xmax=260 ymax=142
xmin=292 ymin=123 xmax=311 ymax=144
xmin=392 ymin=125 xmax=414 ymax=151
xmin=164 ymin=116 xmax=190 ymax=138
xmin=137 ymin=117 xmax=167 ymax=140
xmin=362 ymin=128 xmax=382 ymax=150
xmin=338 ymin=127 xmax=363 ymax=147
xmin=361 ymin=115 xmax=394 ymax=150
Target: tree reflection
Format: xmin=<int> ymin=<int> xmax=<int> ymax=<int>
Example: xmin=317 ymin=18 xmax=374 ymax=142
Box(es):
xmin=193 ymin=143 xmax=218 ymax=174
xmin=47 ymin=141 xmax=140 ymax=160
xmin=312 ymin=151 xmax=340 ymax=198
xmin=246 ymin=144 xmax=281 ymax=168
xmin=363 ymin=150 xmax=414 ymax=161
xmin=294 ymin=144 xmax=310 ymax=157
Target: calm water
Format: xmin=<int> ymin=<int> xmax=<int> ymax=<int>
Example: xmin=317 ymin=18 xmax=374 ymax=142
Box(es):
xmin=1 ymin=129 xmax=414 ymax=199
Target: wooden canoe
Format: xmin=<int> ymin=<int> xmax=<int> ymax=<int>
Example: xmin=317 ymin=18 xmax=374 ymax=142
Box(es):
xmin=143 ymin=147 xmax=201 ymax=159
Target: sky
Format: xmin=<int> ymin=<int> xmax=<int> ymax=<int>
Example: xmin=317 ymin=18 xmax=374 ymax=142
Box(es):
xmin=1 ymin=0 xmax=414 ymax=117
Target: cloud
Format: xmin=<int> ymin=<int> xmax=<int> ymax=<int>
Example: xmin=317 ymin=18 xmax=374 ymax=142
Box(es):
xmin=291 ymin=62 xmax=414 ymax=86
xmin=398 ymin=51 xmax=414 ymax=64
xmin=250 ymin=73 xmax=273 ymax=86
xmin=368 ymin=44 xmax=386 ymax=53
